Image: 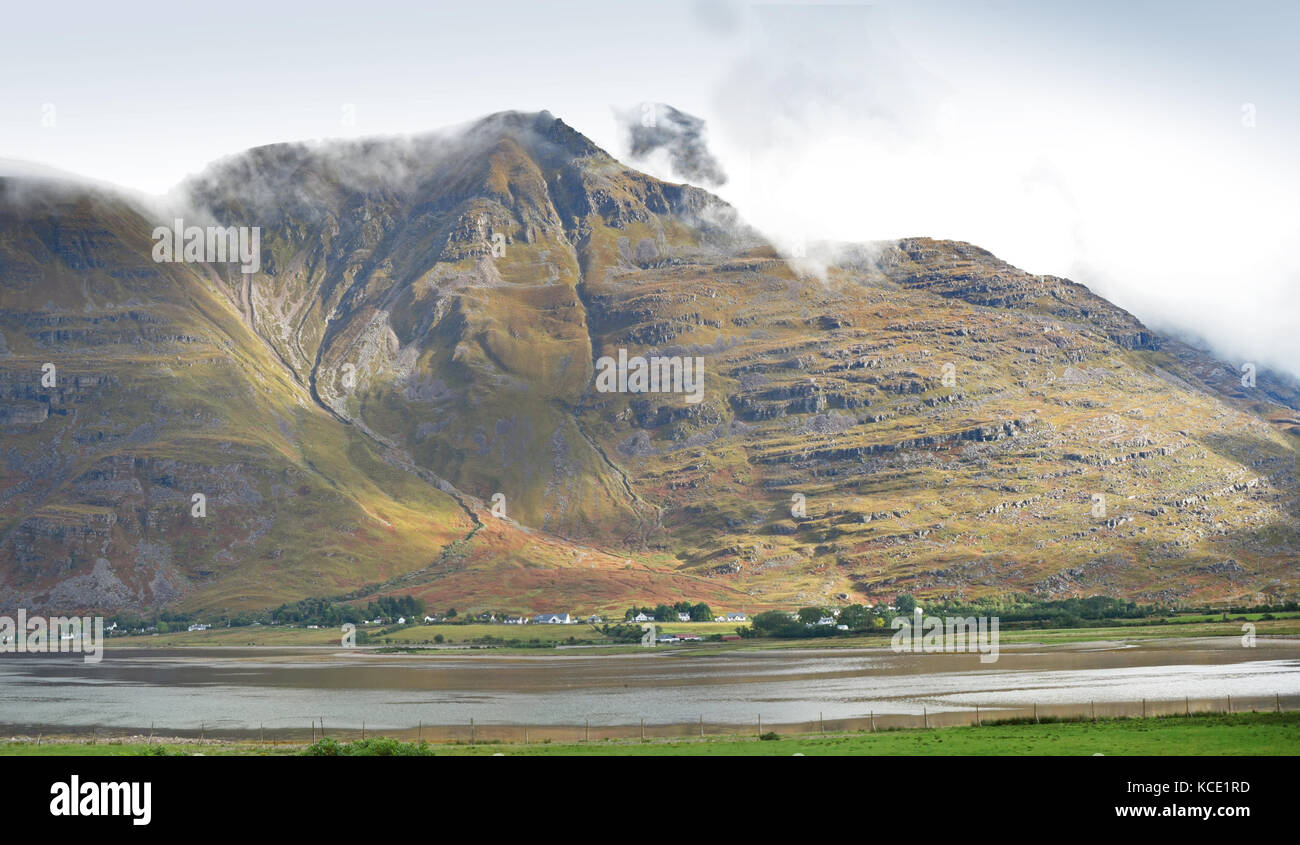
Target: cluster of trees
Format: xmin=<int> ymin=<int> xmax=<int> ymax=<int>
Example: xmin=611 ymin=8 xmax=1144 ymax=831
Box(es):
xmin=745 ymin=604 xmax=889 ymax=639
xmin=366 ymin=595 xmax=427 ymax=621
xmin=270 ymin=595 xmax=427 ymax=627
xmin=103 ymin=611 xmax=200 ymax=635
xmin=598 ymin=624 xmax=648 ymax=643
xmin=622 ymin=601 xmax=713 ymax=622
xmin=923 ymin=596 xmax=1154 ymax=629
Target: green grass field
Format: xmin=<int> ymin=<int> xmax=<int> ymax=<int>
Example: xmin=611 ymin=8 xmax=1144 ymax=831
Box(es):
xmin=4 ymin=712 xmax=1296 ymax=756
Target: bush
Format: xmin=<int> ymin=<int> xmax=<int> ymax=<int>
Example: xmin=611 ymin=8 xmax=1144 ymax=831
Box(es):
xmin=759 ymin=731 xmax=780 ymax=741
xmin=301 ymin=736 xmax=436 ymax=756
xmin=141 ymin=744 xmax=184 ymax=756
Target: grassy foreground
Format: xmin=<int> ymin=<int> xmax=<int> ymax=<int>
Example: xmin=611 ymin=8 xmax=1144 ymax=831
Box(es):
xmin=4 ymin=712 xmax=1297 ymax=756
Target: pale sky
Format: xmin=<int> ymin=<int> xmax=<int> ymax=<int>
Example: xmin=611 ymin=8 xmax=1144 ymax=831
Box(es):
xmin=3 ymin=0 xmax=1297 ymax=376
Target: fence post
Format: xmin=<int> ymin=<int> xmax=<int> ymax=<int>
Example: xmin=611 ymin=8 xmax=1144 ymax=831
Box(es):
xmin=418 ymin=720 xmax=422 ymax=741
xmin=1091 ymin=700 xmax=1095 ymax=723
xmin=757 ymin=714 xmax=762 ymax=737
xmin=361 ymin=721 xmax=365 ymax=740
xmin=585 ymin=719 xmax=589 ymax=742
xmin=471 ymin=717 xmax=475 ymax=745
xmin=640 ymin=718 xmax=644 ymax=741
xmin=1141 ymin=698 xmax=1146 ymax=718
xmin=1034 ymin=703 xmax=1038 ymax=724
xmin=1227 ymin=695 xmax=1232 ymax=714
xmin=1277 ymin=693 xmax=1281 ymax=713
xmin=700 ymin=715 xmax=704 ymax=738
xmin=923 ymin=707 xmax=928 ymax=729
xmin=975 ymin=705 xmax=981 ymax=727
xmin=1186 ymin=696 xmax=1189 ymax=717
xmin=870 ymin=710 xmax=875 ymax=732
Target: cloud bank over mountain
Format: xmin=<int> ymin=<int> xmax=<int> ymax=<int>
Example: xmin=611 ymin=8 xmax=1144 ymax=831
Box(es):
xmin=684 ymin=0 xmax=1300 ymax=380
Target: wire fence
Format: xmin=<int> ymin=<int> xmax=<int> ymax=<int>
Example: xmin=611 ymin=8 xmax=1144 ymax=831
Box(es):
xmin=6 ymin=693 xmax=1299 ymax=747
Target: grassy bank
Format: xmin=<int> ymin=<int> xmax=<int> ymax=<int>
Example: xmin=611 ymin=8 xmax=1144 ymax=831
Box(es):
xmin=3 ymin=712 xmax=1297 ymax=756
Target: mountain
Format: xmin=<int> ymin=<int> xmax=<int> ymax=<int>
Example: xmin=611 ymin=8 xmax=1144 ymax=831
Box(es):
xmin=2 ymin=111 xmax=1297 ymax=615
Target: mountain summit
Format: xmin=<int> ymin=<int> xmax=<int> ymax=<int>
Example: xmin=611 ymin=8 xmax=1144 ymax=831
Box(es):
xmin=2 ymin=112 xmax=1296 ymax=614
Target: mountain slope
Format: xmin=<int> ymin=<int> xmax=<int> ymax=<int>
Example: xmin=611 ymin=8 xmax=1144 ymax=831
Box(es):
xmin=0 ymin=178 xmax=474 ymax=611
xmin=2 ymin=111 xmax=1297 ymax=614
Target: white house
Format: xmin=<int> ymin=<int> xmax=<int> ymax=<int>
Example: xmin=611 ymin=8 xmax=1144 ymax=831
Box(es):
xmin=187 ymin=623 xmax=210 ymax=632
xmin=633 ymin=612 xmax=653 ymax=622
xmin=533 ymin=613 xmax=572 ymax=624
xmin=587 ymin=615 xmax=603 ymax=624
xmin=725 ymin=612 xmax=747 ymax=622
xmin=677 ymin=612 xmax=691 ymax=622
xmin=817 ymin=616 xmax=835 ymax=626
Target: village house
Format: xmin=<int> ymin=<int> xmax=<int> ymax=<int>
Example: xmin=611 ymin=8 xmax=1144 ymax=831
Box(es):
xmin=533 ymin=612 xmax=572 ymax=624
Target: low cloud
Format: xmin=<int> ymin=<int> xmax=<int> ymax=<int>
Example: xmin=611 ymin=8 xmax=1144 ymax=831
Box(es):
xmin=618 ymin=103 xmax=727 ymax=187
xmin=694 ymin=2 xmax=1300 ymax=379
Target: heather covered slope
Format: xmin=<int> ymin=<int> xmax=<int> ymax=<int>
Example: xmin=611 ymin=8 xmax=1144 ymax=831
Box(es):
xmin=2 ymin=111 xmax=1297 ymax=615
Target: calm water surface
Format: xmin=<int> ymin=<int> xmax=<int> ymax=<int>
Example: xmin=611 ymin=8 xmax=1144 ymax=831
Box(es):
xmin=1 ymin=637 xmax=1297 ymax=731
